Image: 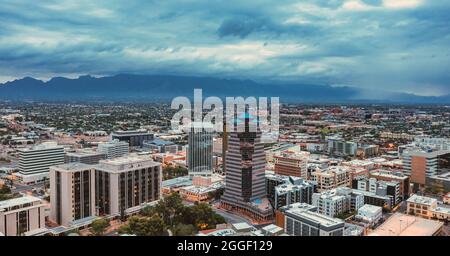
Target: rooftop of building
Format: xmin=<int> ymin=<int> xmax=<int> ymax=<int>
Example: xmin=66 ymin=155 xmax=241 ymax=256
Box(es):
xmin=95 ymin=155 xmax=160 ymax=172
xmin=0 ymin=195 xmax=42 ymax=210
xmin=369 ymin=213 xmax=443 ymax=236
xmin=428 ymin=171 xmax=450 ymax=181
xmin=287 ymin=209 xmax=344 ymax=228
xmin=403 ymin=150 xmax=450 ymax=158
xmin=162 ymin=175 xmax=192 ymax=188
xmin=407 ymin=194 xmax=437 ymax=206
xmin=144 ymin=139 xmax=175 ymax=146
xmin=50 ymin=162 xmax=94 ymax=172
xmin=279 ymin=202 xmax=317 ymax=213
xmin=370 ymin=169 xmax=408 ymax=179
xmin=357 ymin=204 xmax=382 ymax=215
xmin=18 ymin=141 xmax=62 ymax=151
xmin=66 ymin=149 xmax=104 ymax=157
xmin=112 ymin=129 xmax=152 ymax=135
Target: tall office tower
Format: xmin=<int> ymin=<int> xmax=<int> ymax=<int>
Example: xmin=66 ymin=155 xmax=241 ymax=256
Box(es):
xmin=65 ymin=149 xmax=107 ymax=165
xmin=221 ymin=113 xmax=273 ymax=221
xmin=98 ymin=139 xmax=129 ymax=159
xmin=49 ymin=163 xmax=96 ymax=227
xmin=111 ymin=130 xmax=154 ymax=147
xmin=403 ymin=150 xmax=450 ymax=191
xmin=222 ymin=118 xmax=228 ymax=174
xmin=94 ymin=155 xmax=162 ymax=216
xmin=188 ymin=122 xmax=213 ymax=177
xmin=0 ymin=196 xmax=47 ymax=236
xmin=17 ymin=142 xmax=65 ymax=184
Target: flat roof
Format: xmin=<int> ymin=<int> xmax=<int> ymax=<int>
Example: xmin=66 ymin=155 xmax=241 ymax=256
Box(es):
xmin=50 ymin=162 xmax=94 ymax=172
xmin=0 ymin=195 xmax=41 ymax=210
xmin=289 ymin=210 xmax=344 ymax=228
xmin=358 ymin=204 xmax=382 ymax=215
xmin=370 ymin=213 xmax=443 ymax=236
xmin=407 ymin=194 xmax=437 ymax=206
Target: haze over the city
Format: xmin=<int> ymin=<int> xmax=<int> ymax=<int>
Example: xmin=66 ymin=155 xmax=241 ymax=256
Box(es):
xmin=0 ymin=0 xmax=449 ymax=97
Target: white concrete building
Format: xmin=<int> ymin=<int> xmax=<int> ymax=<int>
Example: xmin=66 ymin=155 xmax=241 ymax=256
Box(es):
xmin=98 ymin=139 xmax=129 ymax=159
xmin=49 ymin=163 xmax=96 ymax=227
xmin=312 ymin=188 xmax=364 ymax=217
xmin=94 ymin=155 xmax=162 ymax=216
xmin=284 ymin=206 xmax=345 ymax=236
xmin=0 ymin=196 xmax=47 ymax=236
xmin=356 ymin=204 xmax=382 ymax=226
xmin=16 ymin=142 xmax=65 ymax=184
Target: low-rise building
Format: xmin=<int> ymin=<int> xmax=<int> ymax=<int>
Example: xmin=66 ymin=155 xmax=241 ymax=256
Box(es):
xmin=284 ymin=205 xmax=345 ymax=236
xmin=355 ymin=204 xmax=382 ymax=226
xmin=406 ymin=194 xmax=449 ymax=221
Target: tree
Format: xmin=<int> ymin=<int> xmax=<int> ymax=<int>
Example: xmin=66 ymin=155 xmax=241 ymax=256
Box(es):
xmin=119 ymin=215 xmax=165 ymax=236
xmin=90 ymin=218 xmax=110 ymax=236
xmin=172 ymin=223 xmax=196 ymax=236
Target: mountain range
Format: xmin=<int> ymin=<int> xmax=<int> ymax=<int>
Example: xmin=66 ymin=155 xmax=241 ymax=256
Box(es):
xmin=0 ymin=74 xmax=448 ymax=103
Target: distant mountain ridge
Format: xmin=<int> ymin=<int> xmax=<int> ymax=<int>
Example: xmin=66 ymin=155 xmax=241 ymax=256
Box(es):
xmin=0 ymin=74 xmax=448 ymax=103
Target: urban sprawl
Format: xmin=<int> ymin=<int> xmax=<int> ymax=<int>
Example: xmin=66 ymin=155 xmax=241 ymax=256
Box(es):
xmin=0 ymin=102 xmax=449 ymax=237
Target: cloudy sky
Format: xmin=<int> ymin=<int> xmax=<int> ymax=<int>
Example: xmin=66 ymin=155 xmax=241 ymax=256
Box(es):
xmin=0 ymin=0 xmax=449 ymax=96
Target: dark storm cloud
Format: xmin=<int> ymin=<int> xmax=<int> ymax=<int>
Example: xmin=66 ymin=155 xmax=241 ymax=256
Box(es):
xmin=0 ymin=0 xmax=449 ymax=96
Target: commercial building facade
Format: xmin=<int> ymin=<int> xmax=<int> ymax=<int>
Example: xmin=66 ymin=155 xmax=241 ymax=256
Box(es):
xmin=49 ymin=163 xmax=96 ymax=227
xmin=188 ymin=123 xmax=213 ymax=177
xmin=98 ymin=139 xmax=129 ymax=159
xmin=0 ymin=196 xmax=46 ymax=236
xmin=111 ymin=130 xmax=153 ymax=147
xmin=221 ymin=114 xmax=272 ymax=221
xmin=17 ymin=142 xmax=65 ymax=184
xmin=273 ymin=151 xmax=308 ymax=178
xmin=65 ymin=150 xmax=107 ymax=165
xmin=94 ymin=156 xmax=162 ymax=216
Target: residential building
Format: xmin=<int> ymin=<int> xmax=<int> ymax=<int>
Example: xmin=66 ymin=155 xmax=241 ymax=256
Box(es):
xmin=94 ymin=155 xmax=162 ymax=216
xmin=16 ymin=142 xmax=65 ymax=184
xmin=328 ymin=139 xmax=357 ymax=156
xmin=49 ymin=163 xmax=96 ymax=227
xmin=310 ymin=166 xmax=351 ymax=192
xmin=312 ymin=188 xmax=364 ymax=217
xmin=274 ymin=179 xmax=316 ymax=209
xmin=0 ymin=196 xmax=47 ymax=236
xmin=370 ymin=169 xmax=411 ymax=200
xmin=273 ymin=151 xmax=309 ymax=178
xmin=98 ymin=139 xmax=129 ymax=159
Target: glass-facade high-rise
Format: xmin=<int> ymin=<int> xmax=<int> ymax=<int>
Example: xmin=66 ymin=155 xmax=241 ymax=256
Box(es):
xmin=188 ymin=122 xmax=213 ymax=177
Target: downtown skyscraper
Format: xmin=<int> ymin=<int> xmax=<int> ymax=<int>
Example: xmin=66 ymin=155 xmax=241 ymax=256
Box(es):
xmin=221 ymin=113 xmax=273 ymax=221
xmin=188 ymin=122 xmax=213 ymax=177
